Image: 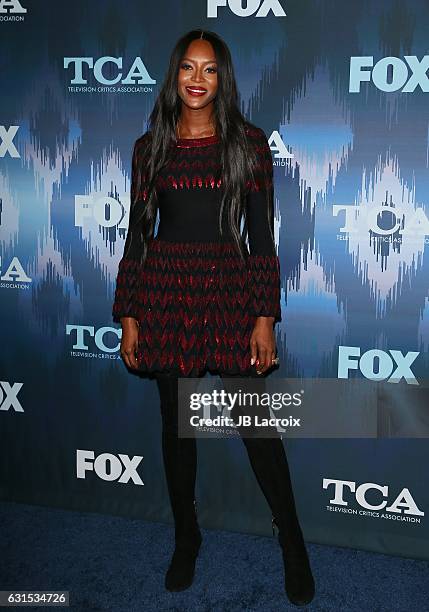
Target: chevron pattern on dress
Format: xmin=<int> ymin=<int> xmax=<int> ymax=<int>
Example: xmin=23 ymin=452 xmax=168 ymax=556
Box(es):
xmin=168 ymin=157 xmax=220 ymax=171
xmin=247 ymin=254 xmax=281 ymax=321
xmin=112 ymin=258 xmax=142 ymax=322
xmin=112 ymin=238 xmax=281 ymax=376
xmin=157 ymin=173 xmax=221 ymax=191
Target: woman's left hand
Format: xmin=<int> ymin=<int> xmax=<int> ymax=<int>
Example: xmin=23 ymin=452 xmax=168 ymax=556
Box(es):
xmin=250 ymin=316 xmax=276 ymax=375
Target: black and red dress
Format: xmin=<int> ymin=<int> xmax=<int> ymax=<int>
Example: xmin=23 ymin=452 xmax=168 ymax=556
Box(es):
xmin=112 ymin=123 xmax=281 ymax=377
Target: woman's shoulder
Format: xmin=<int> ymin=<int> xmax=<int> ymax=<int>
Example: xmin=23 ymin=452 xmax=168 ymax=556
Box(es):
xmin=130 ymin=131 xmax=152 ymax=163
xmin=134 ymin=130 xmax=152 ymax=149
xmin=244 ymin=121 xmax=269 ymax=145
xmin=243 ymin=122 xmax=271 ymax=162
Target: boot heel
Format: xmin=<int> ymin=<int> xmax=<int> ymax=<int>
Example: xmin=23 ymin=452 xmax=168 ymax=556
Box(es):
xmin=271 ymin=515 xmax=279 ymax=537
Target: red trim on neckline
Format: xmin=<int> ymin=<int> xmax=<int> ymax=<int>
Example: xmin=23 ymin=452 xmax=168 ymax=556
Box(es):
xmin=175 ymin=134 xmax=220 ymax=148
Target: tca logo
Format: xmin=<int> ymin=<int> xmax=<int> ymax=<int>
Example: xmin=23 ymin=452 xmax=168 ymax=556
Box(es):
xmin=338 ymin=346 xmax=419 ymax=385
xmin=349 ymin=56 xmax=429 ymax=93
xmin=0 ymin=0 xmax=26 ymax=13
xmin=0 ymin=381 xmax=24 ymax=412
xmin=76 ymin=450 xmax=144 ymax=485
xmin=323 ymin=478 xmax=424 ymax=517
xmin=67 ymin=325 xmax=121 ymax=354
xmin=333 ymin=204 xmax=429 ymax=238
xmin=207 ymin=0 xmax=286 ymax=18
xmin=63 ymin=57 xmax=156 ymax=86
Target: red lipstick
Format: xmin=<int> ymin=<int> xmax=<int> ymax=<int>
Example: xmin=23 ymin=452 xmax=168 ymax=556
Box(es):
xmin=186 ymin=86 xmax=207 ymax=97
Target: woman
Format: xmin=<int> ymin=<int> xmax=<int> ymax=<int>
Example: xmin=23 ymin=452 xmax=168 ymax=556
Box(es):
xmin=112 ymin=29 xmax=315 ymax=606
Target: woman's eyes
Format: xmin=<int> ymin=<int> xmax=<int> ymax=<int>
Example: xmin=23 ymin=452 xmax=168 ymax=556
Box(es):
xmin=180 ymin=63 xmax=217 ymax=73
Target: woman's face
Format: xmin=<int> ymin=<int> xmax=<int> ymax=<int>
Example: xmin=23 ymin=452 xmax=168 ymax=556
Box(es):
xmin=177 ymin=39 xmax=218 ymax=109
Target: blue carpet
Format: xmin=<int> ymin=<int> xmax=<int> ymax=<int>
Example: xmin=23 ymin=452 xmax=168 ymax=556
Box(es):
xmin=0 ymin=501 xmax=428 ymax=611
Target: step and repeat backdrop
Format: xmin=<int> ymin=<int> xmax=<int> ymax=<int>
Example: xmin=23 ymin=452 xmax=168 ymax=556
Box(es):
xmin=1 ymin=0 xmax=428 ymax=560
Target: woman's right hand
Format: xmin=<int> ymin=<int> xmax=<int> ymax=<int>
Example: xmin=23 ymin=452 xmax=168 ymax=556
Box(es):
xmin=120 ymin=317 xmax=140 ymax=369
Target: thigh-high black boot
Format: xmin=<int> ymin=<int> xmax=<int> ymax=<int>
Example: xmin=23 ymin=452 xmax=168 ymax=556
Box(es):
xmin=155 ymin=371 xmax=202 ymax=591
xmin=220 ymin=373 xmax=315 ymax=606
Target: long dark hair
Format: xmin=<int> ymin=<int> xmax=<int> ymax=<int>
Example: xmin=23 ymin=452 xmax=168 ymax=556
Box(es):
xmin=128 ymin=28 xmax=271 ymax=263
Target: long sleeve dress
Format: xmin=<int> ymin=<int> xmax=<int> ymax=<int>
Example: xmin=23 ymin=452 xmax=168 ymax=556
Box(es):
xmin=112 ymin=123 xmax=281 ymax=377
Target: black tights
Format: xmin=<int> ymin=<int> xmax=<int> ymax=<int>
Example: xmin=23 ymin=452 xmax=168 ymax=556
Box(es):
xmin=155 ymin=371 xmax=302 ymax=543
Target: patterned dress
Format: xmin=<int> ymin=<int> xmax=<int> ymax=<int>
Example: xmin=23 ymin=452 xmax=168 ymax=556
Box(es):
xmin=112 ymin=123 xmax=281 ymax=377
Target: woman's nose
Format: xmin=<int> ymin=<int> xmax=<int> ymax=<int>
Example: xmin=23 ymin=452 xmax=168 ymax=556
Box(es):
xmin=192 ymin=68 xmax=205 ymax=82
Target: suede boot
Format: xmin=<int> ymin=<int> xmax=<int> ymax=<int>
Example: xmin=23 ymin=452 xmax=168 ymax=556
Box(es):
xmin=220 ymin=373 xmax=315 ymax=605
xmin=241 ymin=435 xmax=315 ymax=606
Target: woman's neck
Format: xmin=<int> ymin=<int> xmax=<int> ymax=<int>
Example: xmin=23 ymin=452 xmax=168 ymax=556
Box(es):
xmin=176 ymin=111 xmax=216 ymax=139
